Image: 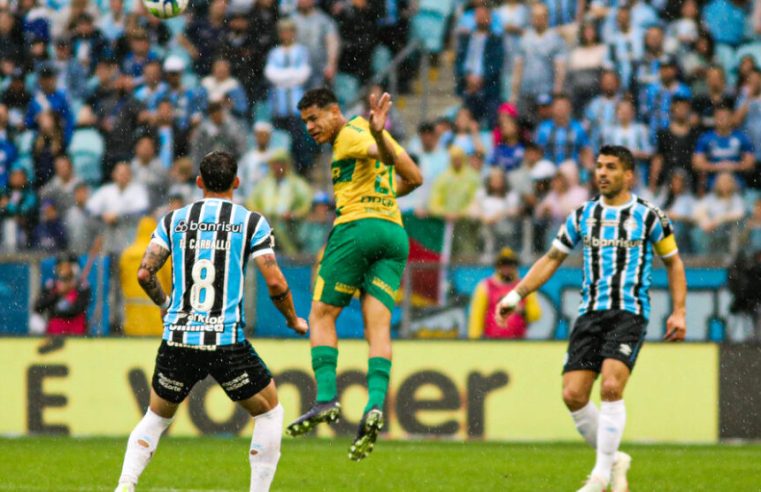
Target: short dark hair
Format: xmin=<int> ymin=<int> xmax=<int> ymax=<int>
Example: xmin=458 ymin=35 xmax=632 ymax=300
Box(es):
xmin=200 ymin=151 xmax=237 ymax=192
xmin=297 ymin=88 xmax=338 ymax=110
xmin=599 ymin=145 xmax=635 ymax=171
xmin=418 ymin=121 xmax=435 ymax=134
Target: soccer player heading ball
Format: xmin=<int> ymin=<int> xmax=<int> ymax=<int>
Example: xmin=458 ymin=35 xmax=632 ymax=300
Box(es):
xmin=496 ymin=145 xmax=687 ymax=492
xmin=286 ymin=88 xmax=422 ymax=460
xmin=114 ymin=152 xmax=308 ymax=492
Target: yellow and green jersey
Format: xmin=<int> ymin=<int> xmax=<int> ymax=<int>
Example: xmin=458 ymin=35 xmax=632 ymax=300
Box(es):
xmin=330 ymin=116 xmax=404 ymax=227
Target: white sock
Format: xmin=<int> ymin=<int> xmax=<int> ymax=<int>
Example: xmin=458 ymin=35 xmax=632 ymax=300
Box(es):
xmin=570 ymin=401 xmax=599 ymax=448
xmin=249 ymin=404 xmax=284 ymax=492
xmin=118 ymin=409 xmax=173 ymax=486
xmin=592 ymin=400 xmax=626 ymax=483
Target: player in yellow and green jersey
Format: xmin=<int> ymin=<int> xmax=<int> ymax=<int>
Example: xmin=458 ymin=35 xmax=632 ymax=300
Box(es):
xmin=286 ymin=88 xmax=422 ymax=461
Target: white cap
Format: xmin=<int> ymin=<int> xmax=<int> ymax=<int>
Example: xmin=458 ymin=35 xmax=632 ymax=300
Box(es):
xmin=530 ymin=159 xmax=557 ymax=181
xmin=163 ymin=55 xmax=185 ymax=73
xmin=253 ymin=121 xmax=273 ymax=133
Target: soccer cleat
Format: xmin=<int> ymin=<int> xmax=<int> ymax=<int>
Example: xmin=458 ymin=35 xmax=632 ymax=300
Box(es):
xmin=348 ymin=407 xmax=384 ymax=462
xmin=286 ymin=399 xmax=341 ymax=437
xmin=575 ymin=474 xmax=607 ymax=492
xmin=611 ymin=451 xmax=632 ymax=492
xmin=114 ymin=483 xmax=135 ymax=492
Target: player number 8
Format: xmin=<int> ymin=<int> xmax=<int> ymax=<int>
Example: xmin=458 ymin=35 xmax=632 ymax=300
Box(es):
xmin=189 ymin=259 xmax=215 ymax=311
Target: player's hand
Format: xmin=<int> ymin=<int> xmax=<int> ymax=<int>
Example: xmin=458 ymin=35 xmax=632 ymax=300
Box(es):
xmin=369 ymin=91 xmax=392 ymax=137
xmin=664 ymin=311 xmax=686 ymax=342
xmin=288 ymin=317 xmax=309 ymax=335
xmin=494 ymin=291 xmax=521 ymax=326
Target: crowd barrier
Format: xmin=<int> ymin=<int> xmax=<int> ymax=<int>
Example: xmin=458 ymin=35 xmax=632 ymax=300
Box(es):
xmin=2 ymin=338 xmax=727 ymax=442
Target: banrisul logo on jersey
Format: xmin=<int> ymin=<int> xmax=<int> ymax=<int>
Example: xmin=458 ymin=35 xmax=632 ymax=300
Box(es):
xmin=174 ymin=220 xmax=242 ymax=233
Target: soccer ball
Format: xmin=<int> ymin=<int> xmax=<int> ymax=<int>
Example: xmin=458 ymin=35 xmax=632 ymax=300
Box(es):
xmin=143 ymin=0 xmax=188 ymax=19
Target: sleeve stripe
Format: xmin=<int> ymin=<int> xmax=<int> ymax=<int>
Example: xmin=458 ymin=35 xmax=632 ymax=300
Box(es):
xmin=251 ymin=247 xmax=274 ymax=259
xmin=552 ymin=239 xmax=572 ymax=254
xmin=660 ymin=249 xmax=679 ymax=259
xmin=150 ymin=237 xmax=169 ymax=251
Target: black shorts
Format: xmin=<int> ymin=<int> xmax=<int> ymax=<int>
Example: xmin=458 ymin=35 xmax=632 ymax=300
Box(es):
xmin=563 ymin=310 xmax=647 ymax=374
xmin=151 ymin=340 xmax=272 ymax=404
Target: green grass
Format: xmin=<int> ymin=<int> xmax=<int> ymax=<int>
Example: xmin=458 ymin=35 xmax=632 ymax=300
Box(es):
xmin=1 ymin=437 xmax=760 ymax=491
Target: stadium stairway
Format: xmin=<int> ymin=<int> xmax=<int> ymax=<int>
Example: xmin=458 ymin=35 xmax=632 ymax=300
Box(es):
xmin=396 ymin=50 xmax=458 ymax=131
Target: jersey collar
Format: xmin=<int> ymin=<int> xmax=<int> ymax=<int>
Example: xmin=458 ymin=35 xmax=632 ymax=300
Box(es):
xmin=600 ymin=193 xmax=636 ymax=210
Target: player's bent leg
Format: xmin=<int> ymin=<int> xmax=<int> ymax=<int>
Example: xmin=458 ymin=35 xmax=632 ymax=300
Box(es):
xmin=287 ymin=301 xmax=343 ymax=437
xmin=562 ymin=370 xmax=598 ymax=448
xmin=591 ymin=359 xmax=631 ymax=487
xmin=237 ymin=380 xmax=283 ymax=492
xmin=115 ymin=389 xmax=177 ymax=491
xmin=348 ymin=295 xmax=392 ymax=462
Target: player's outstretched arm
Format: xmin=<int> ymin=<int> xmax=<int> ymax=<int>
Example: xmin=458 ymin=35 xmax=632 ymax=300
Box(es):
xmin=137 ymin=242 xmax=171 ymax=309
xmin=368 ymin=92 xmax=423 ymax=196
xmin=495 ymin=246 xmax=568 ymax=325
xmin=254 ymin=253 xmax=308 ymax=335
xmin=662 ymin=252 xmax=687 ymax=341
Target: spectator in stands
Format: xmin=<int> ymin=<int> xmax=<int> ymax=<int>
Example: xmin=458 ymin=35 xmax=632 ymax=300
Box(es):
xmin=180 ymin=0 xmax=226 ymax=76
xmin=693 ymin=103 xmax=755 ymax=192
xmin=348 ymin=84 xmax=407 ymax=141
xmin=692 ymin=171 xmax=745 ymax=255
xmin=34 ymin=198 xmax=67 ymax=251
xmin=52 ymin=37 xmax=87 ymax=102
xmin=584 ymin=69 xmax=622 ymax=152
xmin=567 ymin=21 xmax=606 ymax=115
xmin=528 ymin=158 xmax=558 ymax=252
xmin=651 ymin=95 xmax=699 ymax=190
xmin=68 ymin=105 xmax=104 ymax=187
xmin=220 ymin=12 xmax=257 ymax=105
xmin=86 ymin=161 xmax=149 ymax=256
xmin=167 ymin=157 xmax=199 ymax=205
xmin=510 ymin=3 xmax=567 ymax=122
xmin=507 ymin=142 xmax=545 ymax=209
xmin=159 ymin=56 xmax=204 ymax=132
xmin=642 ymin=56 xmax=692 ymax=139
xmin=119 ymin=216 xmax=171 ymax=336
xmin=293 ymin=0 xmax=340 ymax=90
xmin=535 ymin=160 xmax=589 ymax=249
xmin=297 ymin=191 xmax=334 ymax=255
xmin=470 ymin=167 xmax=522 ymax=256
xmin=667 ymin=0 xmax=700 ymax=48
xmin=680 ymin=31 xmax=717 ymax=96
xmin=451 ymin=107 xmax=486 ymax=156
xmin=249 ymin=0 xmax=280 ymax=103
xmin=247 ymin=149 xmax=312 ymax=254
xmin=265 ymin=18 xmax=315 ymax=173
xmin=0 ymin=104 xmax=17 ymax=178
xmin=635 ymin=26 xmax=670 ymax=97
xmin=63 ymin=182 xmax=96 ymax=256
xmin=693 ymin=66 xmax=734 ymax=131
xmin=190 ymin=99 xmax=247 ymax=172
xmin=428 ymin=146 xmax=481 ymax=257
xmin=119 ymin=28 xmax=158 ymax=83
xmin=26 ymin=63 xmax=73 ymax=143
xmin=468 ymin=247 xmax=540 ymax=339
xmin=149 ymin=100 xmax=188 ymax=170
xmin=133 ymin=60 xmax=166 ymax=111
xmin=455 ymin=6 xmax=504 ymax=126
xmin=398 ymin=121 xmax=448 ymax=215
xmin=0 ymin=9 xmax=25 ymax=67
xmin=40 ymin=154 xmax=81 ymax=214
xmin=535 ymin=93 xmax=593 ymax=170
xmin=238 ymin=121 xmax=275 ymax=200
xmin=0 ymin=167 xmax=37 ymax=251
xmin=201 ymin=58 xmax=249 ymax=120
xmin=131 ymin=134 xmax=168 ymax=212
xmin=70 ymin=12 xmax=109 ymax=75
xmin=3 ymin=68 xmax=30 ymax=132
xmin=51 ymin=0 xmax=97 ymax=40
xmin=335 ymin=0 xmax=377 ymax=85
xmin=90 ymin=72 xmax=141 ymax=171
xmin=97 ymin=0 xmax=126 ymax=43
xmin=660 ymin=169 xmax=696 ymax=254
xmin=601 ymin=98 xmax=653 ymax=184
xmin=735 ymin=67 xmax=761 ymax=165
xmin=32 ymin=255 xmax=90 ymax=336
xmin=31 ymin=111 xmax=66 ymax=189
xmin=490 ymin=112 xmax=525 ymax=174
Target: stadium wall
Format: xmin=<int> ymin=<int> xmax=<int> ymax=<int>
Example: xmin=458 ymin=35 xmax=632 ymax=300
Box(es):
xmin=1 ymin=338 xmax=719 ymax=442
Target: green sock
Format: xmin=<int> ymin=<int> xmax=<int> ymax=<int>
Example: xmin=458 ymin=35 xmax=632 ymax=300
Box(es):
xmin=364 ymin=357 xmax=392 ymax=413
xmin=311 ymin=346 xmax=338 ymax=403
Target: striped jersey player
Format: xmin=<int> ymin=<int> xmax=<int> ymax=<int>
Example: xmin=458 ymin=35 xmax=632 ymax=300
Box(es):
xmin=115 ymin=151 xmax=307 ymax=492
xmin=496 ymin=145 xmax=687 ymax=492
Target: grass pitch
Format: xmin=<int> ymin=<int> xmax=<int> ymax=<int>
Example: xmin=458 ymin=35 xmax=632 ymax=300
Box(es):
xmin=1 ymin=437 xmax=759 ymax=491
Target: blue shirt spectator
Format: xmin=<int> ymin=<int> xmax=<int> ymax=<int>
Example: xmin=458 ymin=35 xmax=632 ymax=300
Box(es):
xmin=535 ymin=96 xmax=592 ymax=167
xmin=541 ymin=0 xmax=580 ymax=27
xmin=694 ymin=105 xmax=756 ymax=190
xmin=584 ymin=70 xmax=622 ymax=152
xmin=264 ymin=26 xmax=311 ymax=119
xmin=735 ymin=69 xmax=761 ymax=160
xmin=181 ymin=0 xmax=227 ymax=76
xmin=603 ymin=7 xmax=644 ymax=90
xmin=641 ymin=59 xmax=691 ymax=138
xmin=25 ymin=65 xmax=74 ymax=143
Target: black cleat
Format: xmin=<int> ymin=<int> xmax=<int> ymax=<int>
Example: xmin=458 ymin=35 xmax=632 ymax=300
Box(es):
xmin=286 ymin=399 xmax=341 ymax=437
xmin=348 ymin=407 xmax=384 ymax=461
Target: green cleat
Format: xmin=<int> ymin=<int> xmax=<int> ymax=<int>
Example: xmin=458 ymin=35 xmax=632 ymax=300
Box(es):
xmin=286 ymin=399 xmax=341 ymax=437
xmin=348 ymin=407 xmax=384 ymax=462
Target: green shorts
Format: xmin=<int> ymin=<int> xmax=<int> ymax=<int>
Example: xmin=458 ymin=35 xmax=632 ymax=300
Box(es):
xmin=313 ymin=219 xmax=409 ymax=312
